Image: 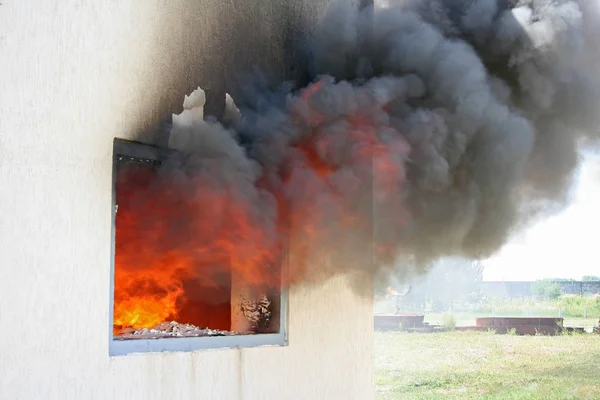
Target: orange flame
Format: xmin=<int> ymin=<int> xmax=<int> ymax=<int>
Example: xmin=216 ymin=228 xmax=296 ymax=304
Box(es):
xmin=113 ymin=164 xmax=281 ymax=333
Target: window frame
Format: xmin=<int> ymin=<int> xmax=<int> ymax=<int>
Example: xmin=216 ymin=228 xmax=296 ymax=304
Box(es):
xmin=109 ymin=138 xmax=288 ymax=356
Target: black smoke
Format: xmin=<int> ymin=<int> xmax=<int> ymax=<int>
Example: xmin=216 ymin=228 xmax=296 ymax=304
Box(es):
xmin=165 ymin=0 xmax=600 ymax=291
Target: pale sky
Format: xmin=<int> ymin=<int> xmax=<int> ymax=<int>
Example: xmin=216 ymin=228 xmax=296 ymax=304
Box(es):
xmin=482 ymin=149 xmax=600 ymax=281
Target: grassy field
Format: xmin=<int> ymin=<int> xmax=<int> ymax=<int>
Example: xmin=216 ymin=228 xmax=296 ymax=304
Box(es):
xmin=375 ymin=331 xmax=600 ymax=399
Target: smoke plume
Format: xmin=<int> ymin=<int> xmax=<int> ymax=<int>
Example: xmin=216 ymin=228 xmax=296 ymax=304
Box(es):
xmin=135 ymin=0 xmax=600 ymax=294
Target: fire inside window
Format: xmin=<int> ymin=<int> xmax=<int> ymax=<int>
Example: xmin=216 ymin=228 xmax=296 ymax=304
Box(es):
xmin=109 ymin=139 xmax=287 ymax=356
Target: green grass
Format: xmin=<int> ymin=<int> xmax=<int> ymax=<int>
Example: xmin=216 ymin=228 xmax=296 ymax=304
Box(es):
xmin=375 ymin=331 xmax=600 ymax=399
xmin=559 ymin=295 xmax=600 ymax=318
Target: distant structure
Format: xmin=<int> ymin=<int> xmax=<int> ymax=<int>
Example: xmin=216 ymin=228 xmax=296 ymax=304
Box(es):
xmin=480 ymin=281 xmax=600 ymax=298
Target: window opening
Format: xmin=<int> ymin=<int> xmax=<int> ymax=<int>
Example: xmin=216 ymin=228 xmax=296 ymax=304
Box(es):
xmin=109 ymin=139 xmax=287 ymax=355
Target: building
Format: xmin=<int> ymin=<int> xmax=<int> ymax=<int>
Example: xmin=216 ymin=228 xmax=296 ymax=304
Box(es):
xmin=480 ymin=281 xmax=600 ymax=298
xmin=0 ymin=1 xmax=374 ymax=399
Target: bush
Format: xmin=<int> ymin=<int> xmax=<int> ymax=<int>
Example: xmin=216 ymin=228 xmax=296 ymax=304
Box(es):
xmin=582 ymin=275 xmax=600 ymax=281
xmin=532 ymin=280 xmax=562 ymax=300
xmin=441 ymin=314 xmax=456 ymax=331
xmin=546 ymin=284 xmax=562 ymax=300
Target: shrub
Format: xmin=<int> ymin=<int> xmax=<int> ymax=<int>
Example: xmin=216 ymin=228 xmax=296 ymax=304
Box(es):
xmin=546 ymin=284 xmax=562 ymax=300
xmin=532 ymin=280 xmax=562 ymax=300
xmin=441 ymin=314 xmax=456 ymax=331
xmin=582 ymin=275 xmax=600 ymax=281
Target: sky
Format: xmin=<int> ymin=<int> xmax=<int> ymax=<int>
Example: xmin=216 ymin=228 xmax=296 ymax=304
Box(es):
xmin=482 ymin=149 xmax=600 ymax=281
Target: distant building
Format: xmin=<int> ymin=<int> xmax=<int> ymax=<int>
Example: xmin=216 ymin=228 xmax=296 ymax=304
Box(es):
xmin=480 ymin=281 xmax=600 ymax=298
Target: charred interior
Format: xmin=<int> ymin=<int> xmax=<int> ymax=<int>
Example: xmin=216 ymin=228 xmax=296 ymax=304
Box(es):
xmin=112 ymin=141 xmax=282 ymax=341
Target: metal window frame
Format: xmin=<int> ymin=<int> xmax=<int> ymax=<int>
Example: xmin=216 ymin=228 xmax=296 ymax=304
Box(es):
xmin=109 ymin=138 xmax=288 ymax=356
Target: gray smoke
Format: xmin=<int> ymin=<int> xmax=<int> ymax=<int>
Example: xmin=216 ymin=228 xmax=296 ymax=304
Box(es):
xmin=164 ymin=0 xmax=600 ymax=292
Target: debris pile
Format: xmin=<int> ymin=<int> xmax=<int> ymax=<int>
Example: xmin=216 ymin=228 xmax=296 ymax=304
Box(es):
xmin=114 ymin=321 xmax=249 ymax=340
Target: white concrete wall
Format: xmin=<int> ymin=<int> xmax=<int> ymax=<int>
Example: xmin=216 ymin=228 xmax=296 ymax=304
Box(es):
xmin=0 ymin=1 xmax=374 ymax=399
